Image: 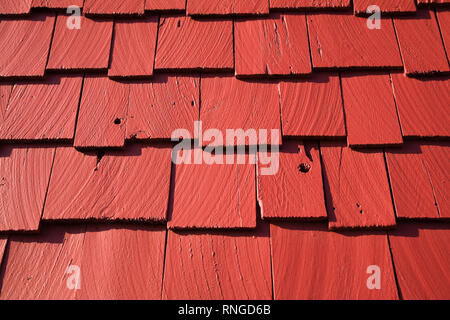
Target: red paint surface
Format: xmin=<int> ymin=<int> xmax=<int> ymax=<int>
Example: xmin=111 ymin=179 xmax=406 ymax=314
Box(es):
xmin=321 ymin=143 xmax=397 ymax=229
xmin=235 ymin=13 xmax=311 ymax=76
xmin=74 ymin=77 xmax=129 ymax=148
xmin=0 ymin=75 xmax=83 ymax=141
xmin=271 ymin=223 xmax=398 ymax=299
xmin=0 ymin=145 xmax=54 ymax=232
xmin=169 ymin=151 xmax=257 ymax=229
xmin=0 ymin=14 xmax=55 ymax=78
xmin=44 ymin=144 xmax=172 ymax=221
xmin=155 ymin=16 xmax=234 ymax=71
xmin=84 ymin=0 xmax=145 ymax=16
xmin=385 ymin=143 xmax=440 ymax=219
xmin=341 ymin=73 xmax=403 ymax=147
xmin=353 ymin=0 xmax=416 ymax=14
xmin=77 ymin=225 xmax=166 ymax=300
xmin=109 ymin=17 xmax=158 ymax=78
xmin=257 ymin=141 xmax=327 ymax=219
xmin=437 ymin=10 xmax=450 ymax=57
xmin=187 ymin=0 xmax=269 ymax=15
xmin=200 ymin=76 xmax=281 ymax=146
xmin=270 ymin=0 xmax=350 ymax=9
xmin=145 ymin=0 xmax=186 ymax=11
xmin=0 ymin=237 xmax=7 ymax=262
xmin=32 ymin=0 xmax=84 ymax=8
xmin=163 ymin=225 xmax=272 ymax=299
xmin=127 ymin=75 xmax=200 ymax=140
xmin=394 ymin=10 xmax=450 ymax=75
xmin=47 ymin=15 xmax=113 ymax=71
xmin=417 ymin=0 xmax=450 ymax=7
xmin=0 ymin=225 xmax=85 ymax=299
xmin=0 ymin=0 xmax=32 ymax=15
xmin=280 ymin=73 xmax=346 ymax=137
xmin=389 ymin=223 xmax=450 ymax=300
xmin=391 ymin=73 xmax=450 ymax=137
xmin=307 ymin=13 xmax=403 ymax=69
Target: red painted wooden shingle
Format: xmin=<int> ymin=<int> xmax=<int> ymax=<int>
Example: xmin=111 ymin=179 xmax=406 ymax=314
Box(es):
xmin=0 ymin=225 xmax=85 ymax=299
xmin=391 ymin=73 xmax=450 ymax=137
xmin=155 ymin=16 xmax=234 ymax=71
xmin=321 ymin=143 xmax=397 ymax=229
xmin=389 ymin=223 xmax=450 ymax=300
xmin=353 ymin=0 xmax=416 ymax=14
xmin=187 ymin=0 xmax=269 ymax=16
xmin=200 ymin=76 xmax=281 ymax=146
xmin=417 ymin=0 xmax=450 ymax=6
xmin=421 ymin=143 xmax=449 ymax=218
xmin=394 ymin=10 xmax=450 ymax=75
xmin=257 ymin=141 xmax=327 ymax=219
xmin=47 ymin=16 xmax=113 ymax=71
xmin=280 ymin=73 xmax=346 ymax=137
xmin=127 ymin=75 xmax=199 ymax=140
xmin=307 ymin=13 xmax=403 ymax=69
xmin=235 ymin=13 xmax=311 ymax=76
xmin=74 ymin=77 xmax=129 ymax=148
xmin=44 ymin=144 xmax=172 ymax=221
xmin=0 ymin=146 xmax=54 ymax=232
xmin=341 ymin=73 xmax=403 ymax=147
xmin=0 ymin=237 xmax=7 ymax=262
xmin=169 ymin=151 xmax=257 ymax=229
xmin=32 ymin=0 xmax=84 ymax=8
xmin=84 ymin=0 xmax=145 ymax=16
xmin=0 ymin=15 xmax=55 ymax=78
xmin=109 ymin=17 xmax=158 ymax=78
xmin=77 ymin=225 xmax=166 ymax=300
xmin=436 ymin=10 xmax=450 ymax=62
xmin=269 ymin=0 xmax=350 ymax=10
xmin=385 ymin=143 xmax=440 ymax=219
xmin=163 ymin=226 xmax=272 ymax=299
xmin=0 ymin=76 xmax=83 ymax=141
xmin=145 ymin=0 xmax=186 ymax=11
xmin=0 ymin=0 xmax=32 ymax=15
xmin=271 ymin=223 xmax=398 ymax=299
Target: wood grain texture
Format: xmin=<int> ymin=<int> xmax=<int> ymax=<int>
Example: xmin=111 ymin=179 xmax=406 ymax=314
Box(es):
xmin=235 ymin=13 xmax=311 ymax=76
xmin=47 ymin=15 xmax=113 ymax=71
xmin=127 ymin=75 xmax=199 ymax=140
xmin=307 ymin=13 xmax=403 ymax=69
xmin=109 ymin=17 xmax=158 ymax=78
xmin=394 ymin=10 xmax=450 ymax=75
xmin=145 ymin=0 xmax=186 ymax=11
xmin=169 ymin=151 xmax=257 ymax=229
xmin=269 ymin=0 xmax=350 ymax=9
xmin=44 ymin=144 xmax=172 ymax=221
xmin=163 ymin=225 xmax=272 ymax=299
xmin=74 ymin=77 xmax=129 ymax=148
xmin=436 ymin=10 xmax=450 ymax=64
xmin=84 ymin=0 xmax=145 ymax=16
xmin=391 ymin=73 xmax=450 ymax=137
xmin=421 ymin=143 xmax=449 ymax=218
xmin=417 ymin=0 xmax=450 ymax=5
xmin=0 ymin=225 xmax=85 ymax=300
xmin=0 ymin=14 xmax=55 ymax=78
xmin=257 ymin=141 xmax=327 ymax=219
xmin=200 ymin=76 xmax=281 ymax=146
xmin=271 ymin=223 xmax=398 ymax=299
xmin=0 ymin=237 xmax=6 ymax=266
xmin=341 ymin=73 xmax=403 ymax=147
xmin=0 ymin=145 xmax=54 ymax=232
xmin=77 ymin=225 xmax=166 ymax=300
xmin=385 ymin=143 xmax=440 ymax=219
xmin=32 ymin=0 xmax=84 ymax=8
xmin=155 ymin=15 xmax=234 ymax=71
xmin=280 ymin=73 xmax=346 ymax=137
xmin=389 ymin=223 xmax=450 ymax=300
xmin=0 ymin=75 xmax=83 ymax=141
xmin=353 ymin=0 xmax=416 ymax=14
xmin=0 ymin=0 xmax=32 ymax=15
xmin=321 ymin=143 xmax=397 ymax=229
xmin=187 ymin=0 xmax=269 ymax=15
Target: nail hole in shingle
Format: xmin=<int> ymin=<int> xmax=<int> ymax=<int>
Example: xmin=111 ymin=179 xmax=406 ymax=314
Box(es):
xmin=360 ymin=210 xmax=364 ymax=215
xmin=191 ymin=100 xmax=195 ymax=106
xmin=114 ymin=118 xmax=121 ymax=125
xmin=298 ymin=163 xmax=311 ymax=173
xmin=177 ymin=20 xmax=181 ymax=28
xmin=356 ymin=203 xmax=361 ymax=208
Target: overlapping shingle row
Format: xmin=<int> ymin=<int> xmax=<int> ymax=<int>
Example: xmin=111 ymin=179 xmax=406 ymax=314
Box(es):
xmin=0 ymin=1 xmax=449 ymax=300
